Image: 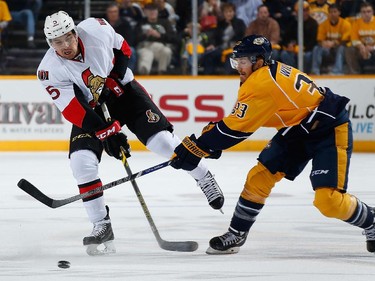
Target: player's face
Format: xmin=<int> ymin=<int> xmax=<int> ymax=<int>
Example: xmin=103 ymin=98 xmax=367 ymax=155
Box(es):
xmin=50 ymin=32 xmax=79 ymax=59
xmin=230 ymin=57 xmax=255 ymax=83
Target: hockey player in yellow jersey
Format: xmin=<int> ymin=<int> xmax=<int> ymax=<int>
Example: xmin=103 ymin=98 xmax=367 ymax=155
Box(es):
xmin=171 ymin=34 xmax=375 ymax=255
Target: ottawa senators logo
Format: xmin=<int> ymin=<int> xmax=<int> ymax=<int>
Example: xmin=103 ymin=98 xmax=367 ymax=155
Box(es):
xmin=82 ymin=67 xmax=105 ymax=103
xmin=145 ymin=109 xmax=160 ymax=123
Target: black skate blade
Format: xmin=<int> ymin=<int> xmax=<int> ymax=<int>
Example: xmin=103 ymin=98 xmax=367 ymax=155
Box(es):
xmin=205 ymin=246 xmax=240 ymax=255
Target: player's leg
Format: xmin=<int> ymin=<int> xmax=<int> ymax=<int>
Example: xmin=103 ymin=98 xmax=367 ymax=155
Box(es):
xmin=311 ymin=122 xmax=375 ymax=253
xmin=206 ymin=161 xmax=285 ymax=254
xmin=107 ymin=80 xmax=224 ymax=210
xmin=206 ymin=132 xmax=309 ymax=254
xmin=69 ymin=125 xmax=115 ymax=255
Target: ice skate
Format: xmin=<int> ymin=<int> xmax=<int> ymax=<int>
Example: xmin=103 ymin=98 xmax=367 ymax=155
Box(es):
xmin=83 ymin=206 xmax=116 ymax=256
xmin=363 ymin=208 xmax=375 ymax=253
xmin=197 ymin=171 xmax=224 ymax=211
xmin=206 ymin=228 xmax=248 ymax=255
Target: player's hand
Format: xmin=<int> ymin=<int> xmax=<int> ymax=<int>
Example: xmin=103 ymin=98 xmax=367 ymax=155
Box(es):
xmin=99 ymin=77 xmax=124 ymax=104
xmin=95 ymin=119 xmax=131 ymax=160
xmin=170 ymin=134 xmax=221 ymax=171
xmin=105 ymin=77 xmax=124 ymax=97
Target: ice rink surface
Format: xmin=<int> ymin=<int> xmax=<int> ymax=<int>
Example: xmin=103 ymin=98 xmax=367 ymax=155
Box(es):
xmin=1 ymin=151 xmax=375 ymax=281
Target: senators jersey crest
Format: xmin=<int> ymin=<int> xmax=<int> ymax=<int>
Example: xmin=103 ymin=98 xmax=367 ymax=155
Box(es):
xmin=82 ymin=67 xmax=105 ymax=104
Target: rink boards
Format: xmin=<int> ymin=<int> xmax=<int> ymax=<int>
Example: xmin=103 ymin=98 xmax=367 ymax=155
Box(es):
xmin=0 ymin=75 xmax=374 ymax=152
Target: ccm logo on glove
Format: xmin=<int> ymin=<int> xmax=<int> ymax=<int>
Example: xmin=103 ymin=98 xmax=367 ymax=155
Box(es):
xmin=95 ymin=120 xmax=121 ymax=140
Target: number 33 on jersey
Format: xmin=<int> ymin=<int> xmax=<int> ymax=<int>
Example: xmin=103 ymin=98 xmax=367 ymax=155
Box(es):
xmin=224 ymin=62 xmax=324 ymax=135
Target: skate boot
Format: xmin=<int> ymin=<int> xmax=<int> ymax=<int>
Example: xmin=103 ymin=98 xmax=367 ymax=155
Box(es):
xmin=83 ymin=205 xmax=116 ymax=256
xmin=197 ymin=171 xmax=224 ymax=211
xmin=363 ymin=208 xmax=375 ymax=253
xmin=206 ymin=228 xmax=248 ymax=255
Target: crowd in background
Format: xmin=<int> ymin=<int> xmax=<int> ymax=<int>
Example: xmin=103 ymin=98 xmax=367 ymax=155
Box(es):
xmin=1 ymin=0 xmax=375 ymax=75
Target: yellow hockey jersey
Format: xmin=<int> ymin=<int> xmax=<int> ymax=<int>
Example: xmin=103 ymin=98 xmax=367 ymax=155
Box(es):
xmin=223 ymin=62 xmax=323 ymax=133
xmin=197 ymin=61 xmax=350 ymax=153
xmin=198 ymin=62 xmax=328 ymax=151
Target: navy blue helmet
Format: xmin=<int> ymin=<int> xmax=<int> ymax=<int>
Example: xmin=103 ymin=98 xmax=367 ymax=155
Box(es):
xmin=232 ymin=35 xmax=273 ymax=64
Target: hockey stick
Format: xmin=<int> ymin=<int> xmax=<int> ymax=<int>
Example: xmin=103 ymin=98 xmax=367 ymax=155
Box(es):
xmin=101 ymin=103 xmax=198 ymax=252
xmin=17 ymin=160 xmax=171 ymax=209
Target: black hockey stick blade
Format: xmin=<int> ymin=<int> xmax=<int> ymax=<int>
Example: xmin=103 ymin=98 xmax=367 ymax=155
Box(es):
xmin=158 ymin=240 xmax=199 ymax=252
xmin=17 ymin=160 xmax=171 ymax=208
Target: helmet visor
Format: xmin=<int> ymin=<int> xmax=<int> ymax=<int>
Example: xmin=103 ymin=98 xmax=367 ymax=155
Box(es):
xmin=230 ymin=57 xmax=252 ymax=70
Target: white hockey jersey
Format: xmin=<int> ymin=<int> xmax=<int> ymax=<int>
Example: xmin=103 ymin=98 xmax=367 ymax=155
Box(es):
xmin=37 ymin=17 xmax=134 ymax=130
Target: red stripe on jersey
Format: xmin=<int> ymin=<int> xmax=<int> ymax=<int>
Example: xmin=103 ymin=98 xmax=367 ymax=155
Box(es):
xmin=120 ymin=40 xmax=132 ymax=57
xmin=62 ymin=97 xmax=86 ymax=128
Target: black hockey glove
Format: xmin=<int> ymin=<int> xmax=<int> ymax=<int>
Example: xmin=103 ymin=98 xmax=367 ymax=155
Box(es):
xmin=95 ymin=119 xmax=131 ymax=160
xmin=171 ymin=134 xmax=221 ymax=171
xmin=98 ymin=77 xmax=125 ymax=104
xmin=105 ymin=77 xmax=124 ymax=97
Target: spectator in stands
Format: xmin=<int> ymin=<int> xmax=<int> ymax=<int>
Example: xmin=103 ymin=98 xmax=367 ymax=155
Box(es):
xmin=309 ymin=0 xmax=330 ymax=25
xmin=106 ymin=2 xmax=137 ymax=72
xmin=345 ymin=2 xmax=375 ymax=74
xmin=227 ymin=0 xmax=263 ymax=27
xmin=200 ymin=2 xmax=246 ymax=74
xmin=198 ymin=0 xmax=222 ymax=39
xmin=263 ymin=0 xmax=297 ymax=38
xmin=155 ymin=0 xmax=179 ymax=31
xmin=134 ymin=3 xmax=179 ymax=74
xmin=118 ymin=0 xmax=144 ymax=29
xmin=8 ymin=0 xmax=40 ymax=48
xmin=245 ymin=4 xmax=281 ymax=60
xmin=311 ymin=4 xmax=351 ymax=75
xmin=175 ymin=0 xmax=206 ymax=32
xmin=279 ymin=1 xmax=318 ymax=73
xmin=199 ymin=0 xmax=222 ymax=22
xmin=180 ymin=22 xmax=210 ymax=74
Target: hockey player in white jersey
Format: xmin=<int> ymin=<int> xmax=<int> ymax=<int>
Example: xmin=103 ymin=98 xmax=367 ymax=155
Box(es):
xmin=37 ymin=11 xmax=224 ymax=255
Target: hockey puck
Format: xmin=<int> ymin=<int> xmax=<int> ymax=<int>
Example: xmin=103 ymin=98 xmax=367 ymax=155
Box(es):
xmin=57 ymin=260 xmax=70 ymax=269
